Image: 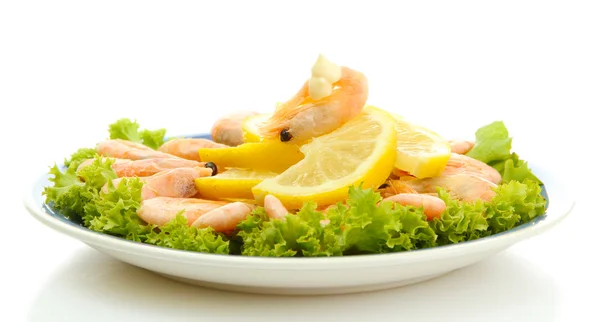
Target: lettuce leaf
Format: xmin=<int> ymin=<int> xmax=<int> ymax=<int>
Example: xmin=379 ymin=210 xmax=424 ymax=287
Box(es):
xmin=84 ymin=177 xmax=151 ymax=242
xmin=43 ymin=156 xmax=118 ymax=223
xmin=64 ymin=148 xmax=97 ymax=168
xmin=43 ymin=163 xmax=94 ymax=221
xmin=145 ymin=215 xmax=230 ymax=254
xmin=429 ymin=189 xmax=489 ymax=245
xmin=489 ymin=153 xmax=542 ymax=184
xmin=336 ymin=187 xmax=436 ymax=254
xmin=77 ymin=157 xmax=118 ymax=190
xmin=486 ymin=179 xmax=547 ymax=234
xmin=108 ymin=118 xmax=166 ymax=149
xmin=466 ymin=121 xmax=512 ymax=164
xmin=236 ymin=204 xmax=341 ymax=257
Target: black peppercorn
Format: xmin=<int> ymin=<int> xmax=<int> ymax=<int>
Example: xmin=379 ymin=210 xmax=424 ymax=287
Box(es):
xmin=280 ymin=128 xmax=293 ymax=142
xmin=204 ymin=162 xmax=218 ymax=176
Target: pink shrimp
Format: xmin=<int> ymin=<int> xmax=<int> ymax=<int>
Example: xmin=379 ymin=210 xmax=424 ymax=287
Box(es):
xmin=210 ymin=111 xmax=260 ymax=146
xmin=383 ymin=193 xmax=446 ymax=220
xmin=449 ymin=140 xmax=475 ymax=155
xmin=137 ymin=197 xmax=229 ymax=226
xmin=263 ymin=194 xmax=288 ymax=219
xmin=393 ymin=173 xmax=497 ymax=202
xmin=158 ymin=138 xmax=227 ymax=161
xmin=102 ymin=167 xmax=212 ymax=199
xmin=441 ymin=153 xmax=501 ymax=184
xmin=140 ymin=167 xmax=213 ymax=200
xmin=78 ymin=157 xmax=203 ymax=177
xmin=258 ymin=56 xmax=368 ymax=142
xmin=97 ymin=139 xmax=177 ymax=160
xmin=191 ymin=202 xmax=255 ymax=232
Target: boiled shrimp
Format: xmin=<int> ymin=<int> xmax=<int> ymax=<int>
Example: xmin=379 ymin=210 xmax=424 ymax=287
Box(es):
xmin=103 ymin=167 xmax=212 ymax=199
xmin=383 ymin=193 xmax=446 ymax=220
xmin=158 ymin=138 xmax=227 ymax=161
xmin=449 ymin=140 xmax=475 ymax=155
xmin=140 ymin=167 xmax=212 ymax=200
xmin=191 ymin=202 xmax=255 ymax=232
xmin=264 ymin=194 xmax=288 ymax=219
xmin=442 ymin=153 xmax=501 ymax=184
xmin=394 ymin=173 xmax=497 ymax=202
xmin=211 ymin=111 xmax=260 ymax=146
xmin=137 ymin=197 xmax=229 ymax=226
xmin=258 ymin=54 xmax=369 ymax=142
xmin=97 ymin=139 xmax=177 ymax=160
xmin=78 ymin=157 xmax=203 ymax=177
xmin=381 ymin=153 xmax=500 ymax=204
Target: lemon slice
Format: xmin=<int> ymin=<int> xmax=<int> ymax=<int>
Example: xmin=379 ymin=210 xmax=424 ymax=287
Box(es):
xmin=252 ymin=106 xmax=397 ymax=209
xmin=198 ymin=141 xmax=304 ymax=173
xmin=391 ymin=113 xmax=451 ymax=178
xmin=195 ymin=168 xmax=278 ymax=200
xmin=241 ymin=113 xmax=272 ymax=143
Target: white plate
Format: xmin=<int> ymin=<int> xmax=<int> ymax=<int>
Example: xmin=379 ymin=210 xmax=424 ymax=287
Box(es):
xmin=24 ymin=162 xmax=574 ymax=295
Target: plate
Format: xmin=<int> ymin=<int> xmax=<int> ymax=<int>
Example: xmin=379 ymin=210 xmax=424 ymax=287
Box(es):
xmin=23 ymin=134 xmax=575 ymax=295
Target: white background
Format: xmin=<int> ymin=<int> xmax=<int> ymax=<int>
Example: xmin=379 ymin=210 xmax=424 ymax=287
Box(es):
xmin=1 ymin=1 xmax=599 ymax=321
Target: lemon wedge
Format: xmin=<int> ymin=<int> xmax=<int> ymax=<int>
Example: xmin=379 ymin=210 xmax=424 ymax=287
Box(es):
xmin=198 ymin=141 xmax=304 ymax=173
xmin=195 ymin=168 xmax=278 ymax=200
xmin=252 ymin=106 xmax=397 ymax=209
xmin=241 ymin=113 xmax=272 ymax=143
xmin=391 ymin=113 xmax=451 ymax=178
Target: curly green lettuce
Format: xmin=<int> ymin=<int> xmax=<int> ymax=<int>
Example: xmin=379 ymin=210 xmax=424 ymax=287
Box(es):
xmin=83 ymin=176 xmax=150 ymax=241
xmin=108 ymin=118 xmax=167 ymax=149
xmin=43 ymin=163 xmax=93 ymax=221
xmin=236 ymin=204 xmax=342 ymax=257
xmin=335 ymin=187 xmax=436 ymax=254
xmin=430 ymin=189 xmax=489 ymax=245
xmin=236 ymin=186 xmax=437 ymax=257
xmin=485 ymin=179 xmax=547 ymax=234
xmin=63 ymin=148 xmax=97 ymax=168
xmin=145 ymin=215 xmax=230 ymax=254
xmin=43 ymin=154 xmax=116 ymax=221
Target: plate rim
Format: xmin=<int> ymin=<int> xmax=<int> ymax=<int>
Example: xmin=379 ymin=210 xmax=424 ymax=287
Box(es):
xmin=23 ymin=154 xmax=576 ymax=270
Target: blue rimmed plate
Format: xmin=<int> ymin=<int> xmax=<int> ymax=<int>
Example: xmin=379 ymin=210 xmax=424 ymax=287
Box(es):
xmin=23 ymin=135 xmax=575 ymax=295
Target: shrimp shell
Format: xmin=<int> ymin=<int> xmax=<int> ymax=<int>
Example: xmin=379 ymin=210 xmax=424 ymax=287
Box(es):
xmin=191 ymin=202 xmax=255 ymax=232
xmin=158 ymin=138 xmax=228 ymax=161
xmin=210 ymin=111 xmax=260 ymax=146
xmin=137 ymin=197 xmax=229 ymax=226
xmin=78 ymin=157 xmax=203 ymax=178
xmin=97 ymin=139 xmax=176 ymax=160
xmin=383 ymin=193 xmax=446 ymax=220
